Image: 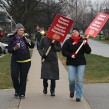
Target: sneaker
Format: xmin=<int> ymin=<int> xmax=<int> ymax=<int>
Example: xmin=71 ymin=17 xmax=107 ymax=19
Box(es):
xmin=14 ymin=93 xmax=19 ymax=97
xmin=19 ymin=95 xmax=25 ymax=99
xmin=76 ymin=98 xmax=81 ymax=102
xmin=70 ymin=92 xmax=74 ymax=98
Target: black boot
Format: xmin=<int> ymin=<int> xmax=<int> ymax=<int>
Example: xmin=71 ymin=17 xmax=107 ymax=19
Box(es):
xmin=50 ymin=80 xmax=55 ymax=96
xmin=76 ymin=98 xmax=81 ymax=102
xmin=14 ymin=90 xmax=19 ymax=97
xmin=43 ymin=87 xmax=47 ymax=94
xmin=43 ymin=79 xmax=48 ymax=94
xmin=19 ymin=95 xmax=25 ymax=99
xmin=14 ymin=92 xmax=19 ymax=97
xmin=50 ymin=89 xmax=55 ymax=96
xmin=70 ymin=92 xmax=74 ymax=98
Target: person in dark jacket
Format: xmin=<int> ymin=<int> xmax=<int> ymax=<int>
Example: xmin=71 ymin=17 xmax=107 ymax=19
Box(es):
xmin=8 ymin=23 xmax=34 ymax=99
xmin=38 ymin=36 xmax=61 ymax=96
xmin=62 ymin=28 xmax=91 ymax=102
xmin=35 ymin=26 xmax=42 ymax=49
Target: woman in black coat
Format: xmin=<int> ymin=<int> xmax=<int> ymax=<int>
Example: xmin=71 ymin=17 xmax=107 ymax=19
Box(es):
xmin=62 ymin=28 xmax=91 ymax=102
xmin=8 ymin=23 xmax=34 ymax=99
xmin=38 ymin=36 xmax=61 ymax=96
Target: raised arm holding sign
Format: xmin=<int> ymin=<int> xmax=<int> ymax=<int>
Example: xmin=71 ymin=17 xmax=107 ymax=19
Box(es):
xmin=72 ymin=12 xmax=109 ymax=58
xmin=38 ymin=14 xmax=74 ymax=96
xmin=42 ymin=14 xmax=74 ymax=62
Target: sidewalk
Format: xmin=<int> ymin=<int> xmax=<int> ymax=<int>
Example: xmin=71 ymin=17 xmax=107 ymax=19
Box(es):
xmin=0 ymin=89 xmax=20 ymax=109
xmin=19 ymin=47 xmax=91 ymax=109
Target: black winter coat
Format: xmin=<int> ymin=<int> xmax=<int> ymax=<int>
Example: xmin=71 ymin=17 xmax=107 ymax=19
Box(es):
xmin=38 ymin=37 xmax=61 ymax=80
xmin=35 ymin=31 xmax=42 ymax=42
xmin=8 ymin=35 xmax=34 ymax=61
xmin=62 ymin=37 xmax=91 ymax=65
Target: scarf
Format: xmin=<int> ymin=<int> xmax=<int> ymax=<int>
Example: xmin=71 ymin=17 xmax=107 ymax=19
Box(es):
xmin=15 ymin=36 xmax=28 ymax=54
xmin=71 ymin=36 xmax=80 ymax=45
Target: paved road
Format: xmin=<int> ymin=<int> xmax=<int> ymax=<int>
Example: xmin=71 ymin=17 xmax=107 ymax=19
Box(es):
xmin=84 ymin=83 xmax=109 ymax=109
xmin=88 ymin=39 xmax=109 ymax=57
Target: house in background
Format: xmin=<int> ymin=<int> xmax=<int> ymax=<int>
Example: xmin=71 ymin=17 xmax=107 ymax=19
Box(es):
xmin=0 ymin=7 xmax=16 ymax=35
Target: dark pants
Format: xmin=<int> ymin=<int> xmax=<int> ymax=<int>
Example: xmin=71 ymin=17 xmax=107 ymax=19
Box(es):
xmin=43 ymin=79 xmax=56 ymax=92
xmin=11 ymin=58 xmax=31 ymax=96
xmin=36 ymin=40 xmax=40 ymax=49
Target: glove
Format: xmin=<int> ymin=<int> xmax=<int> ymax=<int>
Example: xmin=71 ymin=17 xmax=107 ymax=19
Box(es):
xmin=25 ymin=37 xmax=31 ymax=44
xmin=13 ymin=43 xmax=20 ymax=50
xmin=71 ymin=52 xmax=77 ymax=58
xmin=72 ymin=42 xmax=77 ymax=45
xmin=50 ymin=42 xmax=54 ymax=47
xmin=83 ymin=38 xmax=88 ymax=45
xmin=42 ymin=54 xmax=47 ymax=59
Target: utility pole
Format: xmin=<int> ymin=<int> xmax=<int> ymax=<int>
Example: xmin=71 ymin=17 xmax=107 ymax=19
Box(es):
xmin=75 ymin=0 xmax=77 ymax=26
xmin=96 ymin=0 xmax=99 ymax=12
xmin=46 ymin=0 xmax=51 ymax=29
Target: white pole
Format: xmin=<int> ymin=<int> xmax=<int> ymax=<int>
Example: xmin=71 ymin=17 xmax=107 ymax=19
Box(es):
xmin=72 ymin=35 xmax=90 ymax=58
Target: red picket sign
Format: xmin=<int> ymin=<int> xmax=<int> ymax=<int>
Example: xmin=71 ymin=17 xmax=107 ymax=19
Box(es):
xmin=85 ymin=12 xmax=109 ymax=37
xmin=47 ymin=14 xmax=74 ymax=42
xmin=72 ymin=12 xmax=109 ymax=58
xmin=42 ymin=14 xmax=74 ymax=62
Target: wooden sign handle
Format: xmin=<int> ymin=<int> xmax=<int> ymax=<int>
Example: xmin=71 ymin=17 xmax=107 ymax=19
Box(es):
xmin=42 ymin=40 xmax=55 ymax=62
xmin=72 ymin=35 xmax=90 ymax=58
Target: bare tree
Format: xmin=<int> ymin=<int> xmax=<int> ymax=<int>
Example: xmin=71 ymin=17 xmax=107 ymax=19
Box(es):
xmin=42 ymin=0 xmax=62 ymax=29
xmin=0 ymin=0 xmax=42 ymax=26
xmin=0 ymin=0 xmax=62 ymax=33
xmin=99 ymin=0 xmax=109 ymax=37
xmin=59 ymin=0 xmax=91 ymax=29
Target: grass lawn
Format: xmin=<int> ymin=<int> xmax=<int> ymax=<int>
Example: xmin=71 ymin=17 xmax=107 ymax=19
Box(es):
xmin=0 ymin=54 xmax=12 ymax=89
xmin=58 ymin=52 xmax=109 ymax=83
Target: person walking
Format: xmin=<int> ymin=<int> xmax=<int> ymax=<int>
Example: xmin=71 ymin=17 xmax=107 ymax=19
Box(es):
xmin=8 ymin=23 xmax=34 ymax=99
xmin=62 ymin=28 xmax=91 ymax=102
xmin=35 ymin=25 xmax=42 ymax=49
xmin=38 ymin=36 xmax=61 ymax=96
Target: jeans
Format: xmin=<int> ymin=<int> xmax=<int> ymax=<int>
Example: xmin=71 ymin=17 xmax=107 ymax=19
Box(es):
xmin=67 ymin=65 xmax=85 ymax=99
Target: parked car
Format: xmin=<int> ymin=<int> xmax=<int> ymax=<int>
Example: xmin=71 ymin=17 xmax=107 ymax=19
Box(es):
xmin=0 ymin=42 xmax=8 ymax=55
xmin=0 ymin=35 xmax=9 ymax=43
xmin=7 ymin=32 xmax=14 ymax=37
xmin=0 ymin=30 xmax=3 ymax=38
